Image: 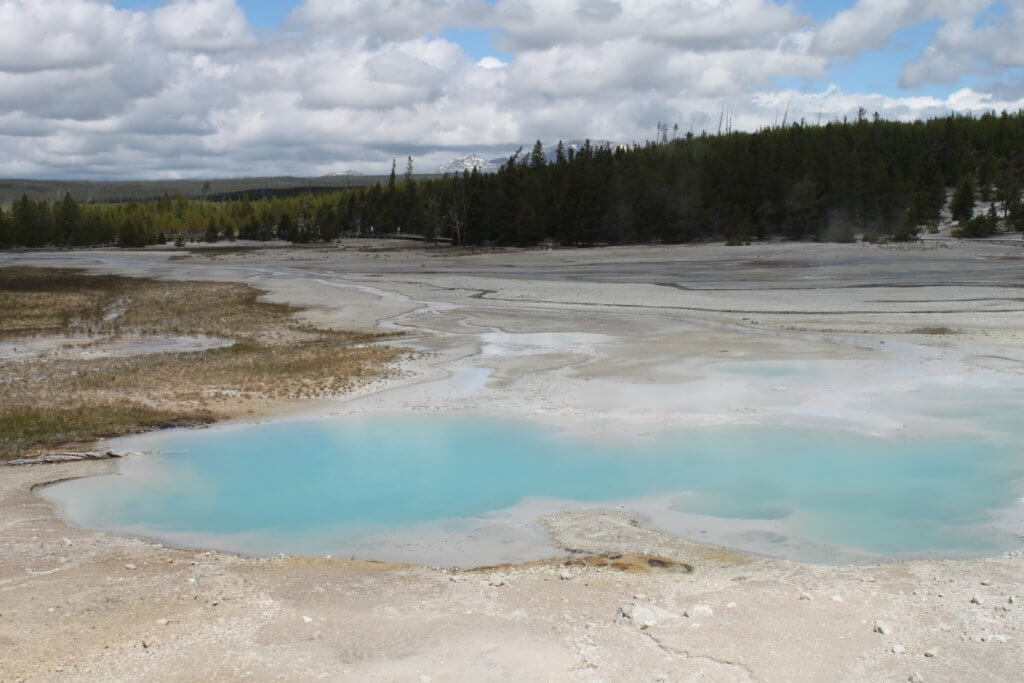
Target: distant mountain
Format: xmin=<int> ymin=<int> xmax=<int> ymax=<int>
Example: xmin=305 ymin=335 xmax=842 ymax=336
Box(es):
xmin=440 ymin=140 xmax=625 ymax=174
xmin=325 ymin=170 xmax=364 ymax=177
xmin=438 ymin=154 xmax=499 ymax=174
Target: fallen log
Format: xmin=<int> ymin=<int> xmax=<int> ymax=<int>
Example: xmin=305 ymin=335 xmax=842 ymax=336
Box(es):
xmin=6 ymin=450 xmax=138 ymax=466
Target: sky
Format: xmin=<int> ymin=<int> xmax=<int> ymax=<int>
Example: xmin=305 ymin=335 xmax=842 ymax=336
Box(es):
xmin=2 ymin=0 xmax=1023 ymax=179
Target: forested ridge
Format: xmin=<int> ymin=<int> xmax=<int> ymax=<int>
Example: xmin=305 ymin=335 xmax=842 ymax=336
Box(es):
xmin=2 ymin=111 xmax=1023 ymax=250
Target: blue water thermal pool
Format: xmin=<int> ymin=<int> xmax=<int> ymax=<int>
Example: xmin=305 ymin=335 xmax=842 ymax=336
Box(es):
xmin=42 ymin=415 xmax=1024 ymax=565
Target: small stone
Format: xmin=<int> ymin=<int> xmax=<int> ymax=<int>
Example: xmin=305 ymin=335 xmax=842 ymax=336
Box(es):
xmin=488 ymin=573 xmax=505 ymax=587
xmin=125 ymin=564 xmax=137 ymax=570
xmin=799 ymin=592 xmax=812 ymax=601
xmin=970 ymin=595 xmax=983 ymax=605
xmin=302 ymin=616 xmax=313 ymax=623
xmin=419 ymin=676 xmax=432 ymax=683
xmin=908 ymin=672 xmax=924 ymax=683
xmin=923 ymin=648 xmax=938 ymax=658
xmin=874 ymin=621 xmax=893 ymax=636
xmin=989 ymin=634 xmax=1010 ymax=643
xmin=1008 ymin=596 xmax=1016 ymax=604
xmin=156 ymin=618 xmax=169 ymax=626
xmin=615 ymin=602 xmax=679 ymax=629
xmin=891 ymin=644 xmax=906 ymax=654
xmin=726 ymin=602 xmax=737 ymax=609
xmin=684 ymin=603 xmax=714 ymax=619
xmin=559 ymin=570 xmax=573 ymax=581
xmin=830 ymin=595 xmax=843 ymax=603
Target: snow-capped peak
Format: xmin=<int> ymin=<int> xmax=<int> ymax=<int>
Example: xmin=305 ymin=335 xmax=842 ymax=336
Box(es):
xmin=438 ymin=155 xmax=498 ymax=174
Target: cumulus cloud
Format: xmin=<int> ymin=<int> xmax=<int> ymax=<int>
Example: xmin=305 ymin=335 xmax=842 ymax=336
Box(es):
xmin=152 ymin=0 xmax=254 ymax=51
xmin=290 ymin=0 xmax=488 ymax=40
xmin=476 ymin=56 xmax=507 ymax=69
xmin=902 ymin=3 xmax=1024 ymax=87
xmin=0 ymin=0 xmax=145 ymax=73
xmin=0 ymin=0 xmax=1021 ymax=179
xmin=492 ymin=0 xmax=806 ymax=52
xmin=812 ymin=0 xmax=989 ymax=56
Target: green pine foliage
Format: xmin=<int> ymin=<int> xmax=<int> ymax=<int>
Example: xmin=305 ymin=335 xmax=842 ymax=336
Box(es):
xmin=950 ymin=177 xmax=976 ymax=223
xmin=2 ymin=111 xmax=1023 ymax=249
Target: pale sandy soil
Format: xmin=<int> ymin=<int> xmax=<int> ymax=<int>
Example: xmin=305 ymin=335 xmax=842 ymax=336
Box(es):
xmin=2 ymin=239 xmax=1024 ymax=681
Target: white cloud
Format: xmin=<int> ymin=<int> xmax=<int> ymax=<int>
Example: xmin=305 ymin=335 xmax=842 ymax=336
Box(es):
xmin=290 ymin=0 xmax=487 ymax=40
xmin=902 ymin=4 xmax=1024 ymax=87
xmin=477 ymin=56 xmax=507 ymax=69
xmin=493 ymin=0 xmax=806 ymax=51
xmin=152 ymin=0 xmax=254 ymax=51
xmin=812 ymin=0 xmax=989 ymax=56
xmin=0 ymin=0 xmax=146 ymax=73
xmin=0 ymin=0 xmax=1021 ymax=179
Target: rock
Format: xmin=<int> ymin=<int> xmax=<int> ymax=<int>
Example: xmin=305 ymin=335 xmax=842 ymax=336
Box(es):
xmin=923 ymin=648 xmax=938 ymax=658
xmin=156 ymin=618 xmax=169 ymax=626
xmin=726 ymin=602 xmax=737 ymax=609
xmin=559 ymin=569 xmax=573 ymax=581
xmin=1009 ymin=595 xmax=1016 ymax=604
xmin=488 ymin=573 xmax=505 ymax=587
xmin=302 ymin=616 xmax=313 ymax=623
xmin=874 ymin=621 xmax=893 ymax=636
xmin=799 ymin=592 xmax=812 ymax=601
xmin=615 ymin=602 xmax=679 ymax=629
xmin=908 ymin=672 xmax=924 ymax=683
xmin=419 ymin=676 xmax=432 ymax=683
xmin=986 ymin=634 xmax=1010 ymax=643
xmin=125 ymin=564 xmax=137 ymax=571
xmin=684 ymin=603 xmax=714 ymax=619
xmin=830 ymin=595 xmax=844 ymax=603
xmin=970 ymin=595 xmax=983 ymax=605
xmin=892 ymin=644 xmax=906 ymax=654
xmin=980 ymin=579 xmax=992 ymax=586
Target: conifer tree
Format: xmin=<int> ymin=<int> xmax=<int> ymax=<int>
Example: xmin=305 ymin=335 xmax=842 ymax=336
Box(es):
xmin=951 ymin=177 xmax=976 ymax=223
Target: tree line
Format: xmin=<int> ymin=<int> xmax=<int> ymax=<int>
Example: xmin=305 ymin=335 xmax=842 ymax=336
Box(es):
xmin=2 ymin=111 xmax=1023 ymax=250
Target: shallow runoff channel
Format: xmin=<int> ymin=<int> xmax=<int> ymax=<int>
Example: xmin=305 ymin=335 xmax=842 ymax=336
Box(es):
xmin=43 ymin=395 xmax=1024 ymax=567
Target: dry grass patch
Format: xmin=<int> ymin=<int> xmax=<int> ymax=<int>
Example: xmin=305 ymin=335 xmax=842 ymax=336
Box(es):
xmin=0 ymin=267 xmax=404 ymax=460
xmin=908 ymin=326 xmax=956 ymax=335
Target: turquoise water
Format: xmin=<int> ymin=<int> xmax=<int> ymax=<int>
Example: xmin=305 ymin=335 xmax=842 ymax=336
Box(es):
xmin=43 ymin=416 xmax=1024 ymax=564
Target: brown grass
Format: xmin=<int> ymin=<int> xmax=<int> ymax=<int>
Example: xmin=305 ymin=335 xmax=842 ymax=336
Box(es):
xmin=908 ymin=326 xmax=956 ymax=335
xmin=0 ymin=267 xmax=404 ymax=460
xmin=468 ymin=553 xmax=695 ymax=575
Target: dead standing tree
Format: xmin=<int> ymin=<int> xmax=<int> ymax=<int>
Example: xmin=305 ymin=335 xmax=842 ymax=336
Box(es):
xmin=425 ymin=195 xmax=442 ymax=247
xmin=448 ymin=173 xmax=466 ymax=246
